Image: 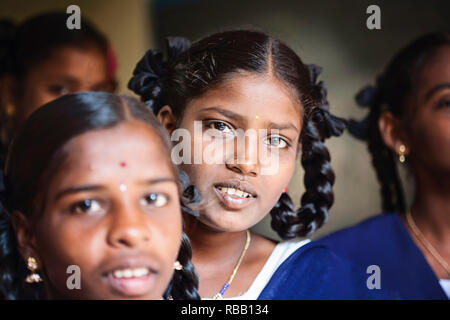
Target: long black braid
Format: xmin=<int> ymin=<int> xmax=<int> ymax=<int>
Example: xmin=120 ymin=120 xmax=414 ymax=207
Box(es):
xmin=129 ymin=30 xmax=346 ymax=240
xmin=164 ymin=170 xmax=200 ymax=300
xmin=348 ymin=32 xmax=450 ymax=214
xmin=269 ymin=65 xmax=346 ymax=238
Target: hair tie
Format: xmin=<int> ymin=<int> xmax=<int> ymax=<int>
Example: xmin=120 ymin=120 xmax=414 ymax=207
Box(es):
xmin=306 ymin=64 xmax=322 ymax=86
xmin=348 ymin=116 xmax=370 ymax=140
xmin=355 ymin=85 xmax=378 ymax=108
xmin=305 ymin=64 xmax=347 ymax=138
xmin=312 ymin=107 xmax=347 ymax=138
xmin=128 ymin=36 xmax=191 ymax=113
xmin=348 ymin=85 xmax=379 ymax=140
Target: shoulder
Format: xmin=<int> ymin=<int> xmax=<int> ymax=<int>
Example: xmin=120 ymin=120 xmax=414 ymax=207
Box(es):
xmin=258 ymin=241 xmax=399 ymax=300
xmin=269 ymin=241 xmax=352 ymax=278
xmin=316 ymin=213 xmax=404 ymax=254
xmin=319 ymin=213 xmax=400 ymax=243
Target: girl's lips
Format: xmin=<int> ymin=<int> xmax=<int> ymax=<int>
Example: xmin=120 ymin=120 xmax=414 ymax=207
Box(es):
xmin=104 ymin=269 xmax=156 ymax=297
xmin=214 ymin=185 xmax=256 ymax=210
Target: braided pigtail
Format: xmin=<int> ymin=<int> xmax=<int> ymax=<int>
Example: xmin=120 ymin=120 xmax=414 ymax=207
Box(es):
xmin=270 ymin=64 xmax=347 ymax=239
xmin=349 ymin=83 xmax=406 ymax=214
xmin=128 ymin=37 xmax=191 ymax=114
xmin=163 ymin=170 xmax=200 ymax=300
xmin=0 ymin=170 xmax=44 ymax=300
xmin=164 ymin=233 xmax=200 ymax=300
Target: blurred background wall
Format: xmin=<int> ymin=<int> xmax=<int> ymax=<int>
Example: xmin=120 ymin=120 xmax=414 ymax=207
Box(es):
xmin=1 ymin=0 xmax=449 ymax=240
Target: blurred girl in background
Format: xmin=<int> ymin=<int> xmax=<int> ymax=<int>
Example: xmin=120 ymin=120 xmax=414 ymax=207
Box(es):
xmin=318 ymin=32 xmax=450 ymax=300
xmin=0 ymin=12 xmax=117 ymax=155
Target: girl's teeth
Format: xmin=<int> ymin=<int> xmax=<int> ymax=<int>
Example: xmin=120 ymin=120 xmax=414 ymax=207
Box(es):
xmin=112 ymin=268 xmax=149 ymax=279
xmin=123 ymin=269 xmax=133 ymax=278
xmin=219 ymin=187 xmax=251 ymax=198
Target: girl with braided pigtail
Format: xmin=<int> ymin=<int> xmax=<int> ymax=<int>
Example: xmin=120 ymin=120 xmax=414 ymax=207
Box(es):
xmin=129 ymin=30 xmax=396 ymax=299
xmin=0 ymin=91 xmax=200 ymax=300
xmin=318 ymin=32 xmax=450 ymax=300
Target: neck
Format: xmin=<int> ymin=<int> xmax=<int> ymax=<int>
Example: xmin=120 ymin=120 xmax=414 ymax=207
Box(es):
xmin=410 ymin=170 xmax=450 ymax=243
xmin=184 ymin=214 xmax=248 ymax=268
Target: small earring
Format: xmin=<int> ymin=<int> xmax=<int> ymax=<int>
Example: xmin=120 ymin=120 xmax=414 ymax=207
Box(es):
xmin=5 ymin=103 xmax=15 ymax=116
xmin=283 ymin=187 xmax=288 ymax=193
xmin=173 ymin=261 xmax=183 ymax=271
xmin=25 ymin=257 xmax=43 ymax=283
xmin=398 ymin=145 xmax=406 ymax=163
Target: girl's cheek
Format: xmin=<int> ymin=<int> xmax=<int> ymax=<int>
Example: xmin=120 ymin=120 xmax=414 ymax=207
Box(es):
xmin=36 ymin=215 xmax=100 ymax=286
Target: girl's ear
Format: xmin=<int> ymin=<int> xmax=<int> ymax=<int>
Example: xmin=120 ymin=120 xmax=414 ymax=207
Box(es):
xmin=10 ymin=210 xmax=39 ymax=263
xmin=378 ymin=111 xmax=410 ymax=157
xmin=157 ymin=105 xmax=178 ymax=135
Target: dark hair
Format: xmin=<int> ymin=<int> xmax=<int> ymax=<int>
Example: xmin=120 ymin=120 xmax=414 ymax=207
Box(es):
xmin=0 ymin=91 xmax=200 ymax=300
xmin=0 ymin=12 xmax=110 ymax=77
xmin=348 ymin=32 xmax=450 ymax=214
xmin=129 ymin=30 xmax=346 ymax=239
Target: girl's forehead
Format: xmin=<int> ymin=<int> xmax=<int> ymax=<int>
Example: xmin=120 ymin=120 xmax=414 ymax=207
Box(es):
xmin=57 ymin=122 xmax=173 ymax=177
xmin=411 ymin=46 xmax=450 ymax=106
xmin=189 ymin=73 xmax=303 ymax=122
xmin=419 ymin=47 xmax=450 ymax=86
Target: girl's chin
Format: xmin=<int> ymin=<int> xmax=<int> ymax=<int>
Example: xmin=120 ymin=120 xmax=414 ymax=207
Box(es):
xmin=199 ymin=210 xmax=259 ymax=233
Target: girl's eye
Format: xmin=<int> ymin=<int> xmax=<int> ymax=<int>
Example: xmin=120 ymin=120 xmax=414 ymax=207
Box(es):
xmin=264 ymin=136 xmax=288 ymax=148
xmin=71 ymin=199 xmax=102 ymax=215
xmin=140 ymin=193 xmax=169 ymax=209
xmin=205 ymin=121 xmax=235 ymax=134
xmin=48 ymin=85 xmax=70 ymax=96
xmin=437 ymin=99 xmax=450 ymax=108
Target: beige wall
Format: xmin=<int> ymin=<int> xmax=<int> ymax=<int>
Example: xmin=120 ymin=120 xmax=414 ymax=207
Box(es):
xmin=0 ymin=0 xmax=154 ymax=94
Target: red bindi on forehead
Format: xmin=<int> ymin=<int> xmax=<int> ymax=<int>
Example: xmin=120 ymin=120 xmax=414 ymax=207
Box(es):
xmin=120 ymin=162 xmax=127 ymax=168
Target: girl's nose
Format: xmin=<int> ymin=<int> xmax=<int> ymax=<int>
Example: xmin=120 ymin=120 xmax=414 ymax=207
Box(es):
xmin=106 ymin=206 xmax=151 ymax=249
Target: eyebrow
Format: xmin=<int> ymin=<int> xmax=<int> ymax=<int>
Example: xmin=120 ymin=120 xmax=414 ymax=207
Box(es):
xmin=200 ymin=106 xmax=245 ymax=123
xmin=139 ymin=177 xmax=177 ymax=186
xmin=424 ymin=83 xmax=450 ymax=102
xmin=55 ymin=177 xmax=177 ymax=200
xmin=46 ymin=75 xmax=79 ymax=86
xmin=267 ymin=121 xmax=300 ymax=133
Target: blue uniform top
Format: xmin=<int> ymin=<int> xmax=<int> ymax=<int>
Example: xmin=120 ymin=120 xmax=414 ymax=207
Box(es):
xmin=316 ymin=212 xmax=448 ymax=300
xmin=258 ymin=241 xmax=399 ymax=299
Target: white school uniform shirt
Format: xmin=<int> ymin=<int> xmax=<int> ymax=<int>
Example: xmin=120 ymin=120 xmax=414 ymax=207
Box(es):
xmin=439 ymin=279 xmax=450 ymax=299
xmin=202 ymin=238 xmax=311 ymax=300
